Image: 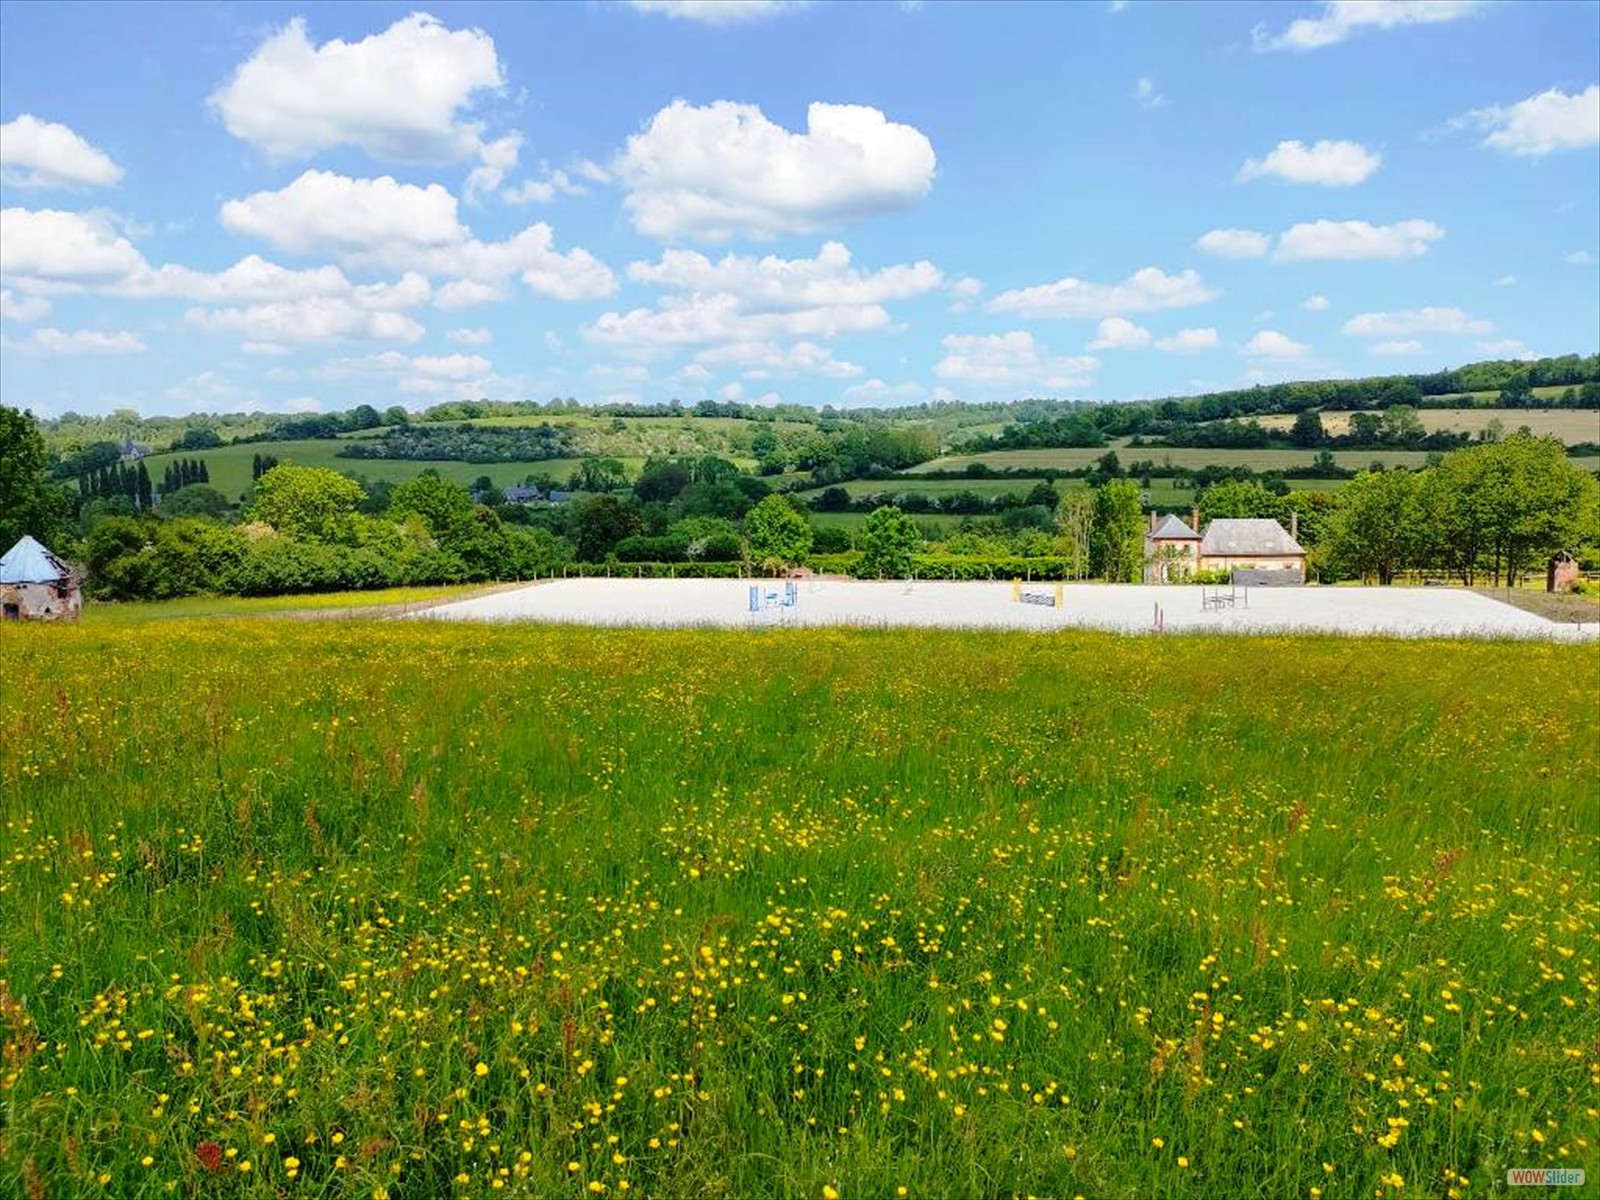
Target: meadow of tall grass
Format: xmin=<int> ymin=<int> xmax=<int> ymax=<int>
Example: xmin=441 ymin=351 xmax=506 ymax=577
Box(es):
xmin=1 ymin=620 xmax=1595 ymax=1199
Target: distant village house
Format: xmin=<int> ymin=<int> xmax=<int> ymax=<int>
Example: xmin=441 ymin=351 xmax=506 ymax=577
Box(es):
xmin=1 ymin=536 xmax=83 ymax=622
xmin=1144 ymin=510 xmax=1307 ymax=584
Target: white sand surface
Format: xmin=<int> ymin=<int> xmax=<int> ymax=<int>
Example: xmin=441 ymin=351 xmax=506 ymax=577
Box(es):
xmin=410 ymin=578 xmax=1599 ymax=641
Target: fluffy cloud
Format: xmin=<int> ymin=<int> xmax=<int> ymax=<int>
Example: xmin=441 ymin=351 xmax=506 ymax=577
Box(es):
xmin=1254 ymin=0 xmax=1483 ymax=52
xmin=1240 ymin=330 xmax=1310 ymax=359
xmin=1372 ymin=340 xmax=1422 ymax=356
xmin=219 ymin=171 xmax=615 ymax=301
xmin=1274 ymin=219 xmax=1444 ymax=261
xmin=464 ymin=134 xmax=524 ymax=204
xmin=17 ymin=327 xmax=146 ymax=355
xmin=696 ymin=339 xmax=862 ymax=378
xmin=447 ymin=327 xmax=493 ymax=345
xmin=1342 ymin=306 xmax=1492 ymax=336
xmin=988 ymin=267 xmax=1216 ymax=319
xmin=1194 ymin=229 xmax=1271 ymax=259
xmin=0 ymin=208 xmax=145 ymax=280
xmin=588 ymin=293 xmax=891 ymax=350
xmin=613 ymin=100 xmax=936 ymax=240
xmin=934 ymin=331 xmax=1098 ymax=393
xmin=1154 ymin=327 xmax=1219 ymax=352
xmin=208 ymin=14 xmax=504 ymax=163
xmin=627 ymin=242 xmax=941 ymax=309
xmin=321 ymin=350 xmax=492 ymax=379
xmin=1088 ymin=317 xmax=1151 ymax=349
xmin=503 ymin=168 xmax=588 ymax=204
xmin=624 ymin=0 xmax=813 ymax=22
xmin=1458 ymin=85 xmax=1600 ymax=157
xmin=435 ymin=279 xmax=504 ymax=310
xmin=186 ymin=299 xmax=425 ymax=344
xmin=220 ymin=171 xmax=464 ymax=256
xmin=0 ymin=115 xmax=123 ymax=188
xmin=1238 ymin=139 xmax=1380 ymax=186
xmin=839 ymin=378 xmax=925 ymax=406
xmin=1477 ymin=338 xmax=1531 ymax=357
xmin=0 ymin=288 xmax=50 ymax=321
xmin=1302 ymin=294 xmax=1331 ymax=311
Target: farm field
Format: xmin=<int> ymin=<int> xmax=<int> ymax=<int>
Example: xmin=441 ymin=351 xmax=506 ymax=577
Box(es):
xmin=2 ymin=622 xmax=1596 ymax=1199
xmin=1253 ymin=407 xmax=1600 ymax=441
xmin=458 ymin=415 xmax=808 ymax=461
xmin=808 ymin=510 xmax=965 ymax=533
xmin=795 ymin=478 xmax=1346 ymax=508
xmin=135 ymin=441 xmax=617 ymax=501
xmin=908 ymin=445 xmax=1600 ymax=474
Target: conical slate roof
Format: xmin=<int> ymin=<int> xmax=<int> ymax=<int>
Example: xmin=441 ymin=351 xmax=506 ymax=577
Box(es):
xmin=0 ymin=535 xmax=72 ymax=584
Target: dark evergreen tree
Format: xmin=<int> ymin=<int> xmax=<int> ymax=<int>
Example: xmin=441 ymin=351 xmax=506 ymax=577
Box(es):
xmin=136 ymin=461 xmax=153 ymax=510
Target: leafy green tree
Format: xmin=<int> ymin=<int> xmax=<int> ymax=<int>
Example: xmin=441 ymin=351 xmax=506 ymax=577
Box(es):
xmin=160 ymin=484 xmax=232 ymax=520
xmin=246 ymin=464 xmax=364 ymax=542
xmin=743 ymin=495 xmax=813 ymax=569
xmin=1197 ymin=480 xmax=1288 ymax=524
xmin=574 ymin=495 xmax=644 ymax=561
xmin=1289 ymin=409 xmax=1325 ymax=448
xmin=1327 ymin=469 xmax=1422 ymax=584
xmin=571 ymin=458 xmax=629 ymax=492
xmin=1089 ymin=480 xmax=1143 ymax=582
xmin=388 ymin=473 xmax=477 ymax=536
xmin=857 ymin=505 xmax=920 ymax=579
xmin=0 ymin=406 xmax=71 ymax=549
xmin=1055 ymin=490 xmax=1095 ymax=579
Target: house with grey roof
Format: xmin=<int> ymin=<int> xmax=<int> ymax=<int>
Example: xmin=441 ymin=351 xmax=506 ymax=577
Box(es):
xmin=1143 ymin=511 xmax=1202 ymax=582
xmin=1199 ymin=516 xmax=1306 ymax=581
xmin=1144 ymin=511 xmax=1307 ymax=583
xmin=1 ymin=535 xmax=82 ymax=621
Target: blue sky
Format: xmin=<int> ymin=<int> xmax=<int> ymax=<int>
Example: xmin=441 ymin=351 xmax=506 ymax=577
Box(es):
xmin=1 ymin=0 xmax=1597 ymax=417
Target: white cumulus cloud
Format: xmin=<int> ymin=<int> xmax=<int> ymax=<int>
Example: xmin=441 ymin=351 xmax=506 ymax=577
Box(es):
xmin=21 ymin=327 xmax=146 ymax=355
xmin=1240 ymin=329 xmax=1310 ymax=359
xmin=934 ymin=331 xmax=1098 ymax=393
xmin=186 ymin=299 xmax=425 ymax=345
xmin=1254 ymin=0 xmax=1484 ymax=53
xmin=1342 ymin=306 xmax=1492 ymax=336
xmin=0 ymin=115 xmax=124 ymax=188
xmin=447 ymin=327 xmax=493 ymax=345
xmin=1154 ymin=327 xmax=1219 ymax=352
xmin=1274 ymin=218 xmax=1444 ymax=261
xmin=1194 ymin=229 xmax=1271 ymax=259
xmin=988 ymin=267 xmax=1216 ymax=319
xmin=627 ymin=241 xmax=942 ymax=309
xmin=0 ymin=288 xmax=50 ymax=321
xmin=1088 ymin=317 xmax=1152 ymax=349
xmin=613 ymin=100 xmax=936 ymax=240
xmin=1302 ymin=294 xmax=1331 ymax=311
xmin=208 ymin=13 xmax=504 ymax=163
xmin=0 ymin=208 xmax=146 ymax=280
xmin=1458 ymin=85 xmax=1600 ymax=158
xmin=218 ymin=170 xmax=615 ymax=301
xmin=1238 ymin=139 xmax=1381 ymax=186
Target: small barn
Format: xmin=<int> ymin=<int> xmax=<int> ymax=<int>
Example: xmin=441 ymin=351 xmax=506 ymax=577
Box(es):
xmin=0 ymin=535 xmax=83 ymax=622
xmin=1199 ymin=516 xmax=1306 ymax=582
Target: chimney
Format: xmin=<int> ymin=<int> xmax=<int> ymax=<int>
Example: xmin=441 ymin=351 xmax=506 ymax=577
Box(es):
xmin=1191 ymin=505 xmax=1200 ymax=532
xmin=1149 ymin=510 xmax=1159 ymax=533
xmin=1291 ymin=510 xmax=1299 ymax=540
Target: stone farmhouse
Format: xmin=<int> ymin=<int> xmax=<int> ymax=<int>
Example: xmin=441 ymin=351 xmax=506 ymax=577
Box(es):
xmin=1143 ymin=510 xmax=1307 ymax=583
xmin=1 ymin=535 xmax=83 ymax=621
